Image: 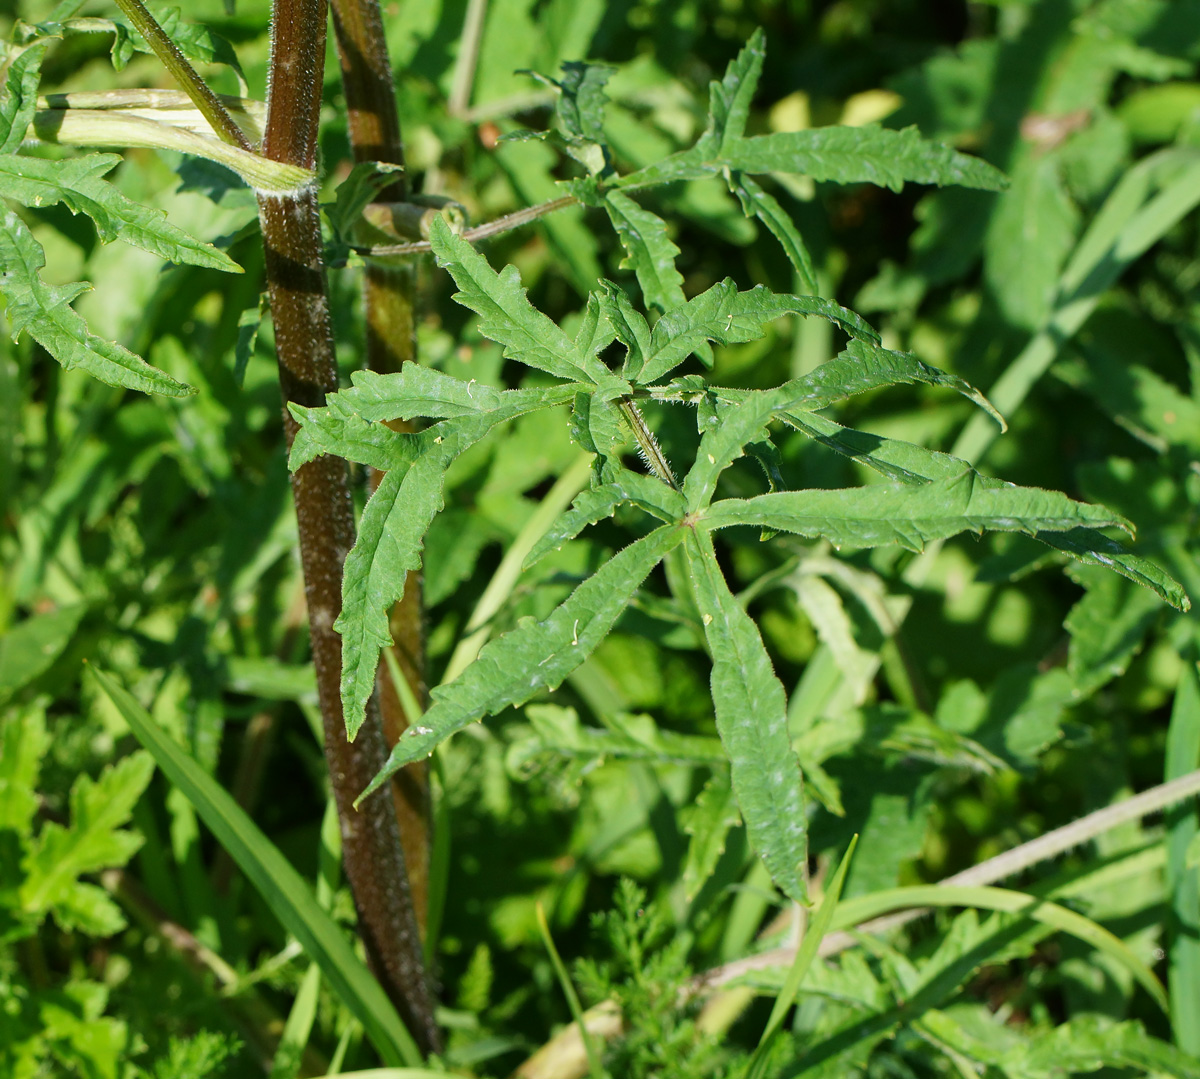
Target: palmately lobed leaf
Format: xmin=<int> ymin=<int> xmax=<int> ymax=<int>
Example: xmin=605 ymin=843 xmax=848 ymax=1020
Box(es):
xmin=359 ymin=525 xmax=684 ymax=799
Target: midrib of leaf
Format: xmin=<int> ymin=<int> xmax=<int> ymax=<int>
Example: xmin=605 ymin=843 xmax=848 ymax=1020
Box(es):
xmin=0 ymin=210 xmax=194 ymax=397
xmin=684 ymin=529 xmax=808 ymax=904
xmin=359 ymin=524 xmax=684 ymax=800
xmin=0 ymin=153 xmax=241 ymax=271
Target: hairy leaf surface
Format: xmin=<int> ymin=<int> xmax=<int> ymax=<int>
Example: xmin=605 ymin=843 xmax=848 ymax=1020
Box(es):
xmin=524 ymin=470 xmax=685 ymax=568
xmin=429 ymin=214 xmax=605 ymax=382
xmin=703 ymin=473 xmax=1131 ymax=551
xmin=361 ymin=525 xmax=684 ymax=797
xmin=603 ymin=189 xmax=688 ymax=318
xmin=635 ymin=282 xmax=878 ymax=385
xmin=0 ymin=154 xmax=239 ymax=271
xmin=684 ymin=529 xmax=807 ymax=904
xmin=334 ymin=412 xmax=532 ymax=739
xmin=620 ymin=124 xmax=1006 ymax=193
xmin=782 ymin=339 xmax=1003 ymax=426
xmin=786 ymin=413 xmax=1188 ymax=608
xmin=0 ymin=44 xmax=46 ymax=155
xmin=0 ymin=211 xmax=193 ymax=396
xmin=730 ymin=172 xmax=817 ymax=293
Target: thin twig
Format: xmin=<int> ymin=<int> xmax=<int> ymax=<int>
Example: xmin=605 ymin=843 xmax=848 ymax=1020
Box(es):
xmin=351 ymin=194 xmax=579 ymax=258
xmin=701 ymin=767 xmax=1200 ymax=989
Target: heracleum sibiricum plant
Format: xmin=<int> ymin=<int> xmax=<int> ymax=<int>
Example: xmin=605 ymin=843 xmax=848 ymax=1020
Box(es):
xmin=3 ymin=1 xmax=1198 ymax=1075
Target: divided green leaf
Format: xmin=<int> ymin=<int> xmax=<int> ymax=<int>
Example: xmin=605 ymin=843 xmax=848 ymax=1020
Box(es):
xmin=360 ymin=525 xmax=684 ymax=799
xmin=684 ymin=529 xmax=808 ymax=904
xmin=0 ymin=210 xmax=194 ymax=396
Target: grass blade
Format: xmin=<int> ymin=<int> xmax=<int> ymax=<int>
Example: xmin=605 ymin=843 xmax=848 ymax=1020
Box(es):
xmin=746 ymin=835 xmax=858 ymax=1079
xmin=1166 ymin=655 xmax=1200 ymax=1053
xmin=86 ymin=666 xmax=422 ymax=1068
xmin=536 ymin=900 xmax=607 ymax=1079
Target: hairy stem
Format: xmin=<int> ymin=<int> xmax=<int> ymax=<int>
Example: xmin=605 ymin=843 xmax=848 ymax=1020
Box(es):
xmin=329 ymin=0 xmax=433 ymax=938
xmin=110 ymin=0 xmax=252 ymax=150
xmin=258 ymin=0 xmax=437 ymax=1053
xmin=354 ymin=194 xmax=579 ymax=257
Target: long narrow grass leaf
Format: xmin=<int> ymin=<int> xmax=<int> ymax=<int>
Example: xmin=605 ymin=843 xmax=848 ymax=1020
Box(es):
xmin=747 ymin=836 xmax=858 ymax=1079
xmin=86 ymin=667 xmax=420 ymax=1067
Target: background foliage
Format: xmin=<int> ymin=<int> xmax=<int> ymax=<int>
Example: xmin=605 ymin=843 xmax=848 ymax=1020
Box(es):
xmin=3 ymin=0 xmax=1200 ymax=1076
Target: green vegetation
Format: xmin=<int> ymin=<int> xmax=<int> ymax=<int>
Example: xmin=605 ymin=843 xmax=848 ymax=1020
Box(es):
xmin=3 ymin=0 xmax=1200 ymax=1076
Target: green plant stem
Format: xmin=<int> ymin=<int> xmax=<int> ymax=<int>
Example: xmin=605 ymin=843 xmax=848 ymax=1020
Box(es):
xmin=109 ymin=0 xmax=252 ymax=151
xmin=448 ymin=0 xmax=488 ymax=116
xmin=328 ymin=0 xmax=433 ymax=939
xmin=257 ymin=0 xmax=437 ymax=1053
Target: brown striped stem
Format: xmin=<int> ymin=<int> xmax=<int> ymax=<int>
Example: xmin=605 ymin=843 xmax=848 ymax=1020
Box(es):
xmin=328 ymin=0 xmax=433 ymax=940
xmin=257 ymin=0 xmax=438 ymax=1053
